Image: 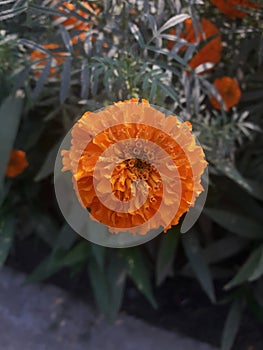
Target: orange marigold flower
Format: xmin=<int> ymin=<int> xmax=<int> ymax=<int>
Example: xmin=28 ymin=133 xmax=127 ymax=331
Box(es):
xmin=53 ymin=1 xmax=100 ymax=37
xmin=168 ymin=18 xmax=222 ymax=72
xmin=210 ymin=0 xmax=260 ymax=19
xmin=55 ymin=2 xmax=91 ymax=31
xmin=210 ymin=76 xmax=241 ymax=110
xmin=29 ymin=43 xmax=67 ymax=78
xmin=71 ymin=32 xmax=87 ymax=45
xmin=41 ymin=1 xmax=101 ymax=52
xmin=6 ymin=150 xmax=28 ymax=178
xmin=61 ymin=99 xmax=207 ymax=235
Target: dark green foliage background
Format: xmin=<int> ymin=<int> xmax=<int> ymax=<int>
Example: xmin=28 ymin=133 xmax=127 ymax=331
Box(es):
xmin=0 ymin=1 xmax=263 ymax=350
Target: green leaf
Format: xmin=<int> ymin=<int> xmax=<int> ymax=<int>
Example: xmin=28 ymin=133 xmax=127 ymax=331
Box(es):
xmin=225 ymin=180 xmax=263 ymax=225
xmin=0 ymin=6 xmax=27 ymax=20
xmin=60 ymin=241 xmax=90 ymax=266
xmin=156 ymin=227 xmax=180 ymax=285
xmin=26 ymin=238 xmax=86 ymax=283
xmin=32 ymin=212 xmax=60 ymax=247
xmin=52 ymin=223 xmax=77 ymax=253
xmin=0 ymin=94 xmax=24 ymax=200
xmin=60 ymin=57 xmax=71 ymax=103
xmin=0 ymin=214 xmax=14 ymax=267
xmin=128 ymin=22 xmax=145 ymax=48
xmin=221 ymin=299 xmax=243 ymax=350
xmin=146 ymin=13 xmax=157 ymax=35
xmin=123 ymin=248 xmax=157 ymax=308
xmin=28 ymin=4 xmax=75 ymax=17
xmin=249 ymin=248 xmax=263 ymax=281
xmin=88 ymin=258 xmax=110 ymax=314
xmin=13 ymin=64 xmax=32 ymax=92
xmin=25 ymin=253 xmax=64 ymax=283
xmin=91 ymin=243 xmax=105 ymax=269
xmin=157 ymin=81 xmax=179 ymax=103
xmin=34 ymin=141 xmax=61 ymax=181
xmin=182 ymin=230 xmax=216 ymax=303
xmin=91 ymin=66 xmax=101 ymax=96
xmin=203 ymin=236 xmax=248 ymax=264
xmin=225 ymin=245 xmax=263 ymax=290
xmin=81 ymin=59 xmax=89 ymax=99
xmin=32 ymin=57 xmax=52 ymax=99
xmin=158 ymin=14 xmax=190 ymax=33
xmin=107 ymin=254 xmax=126 ymax=317
xmin=194 ymin=63 xmax=215 ymax=75
xmin=88 ymin=253 xmax=126 ymax=317
xmin=216 ymin=161 xmax=263 ymax=201
xmin=204 ymin=208 xmax=263 ymax=240
xmin=246 ymin=290 xmax=263 ymax=323
xmin=149 ymin=79 xmax=157 ymax=101
xmin=18 ymin=39 xmax=52 ymax=55
xmin=59 ymin=26 xmax=73 ymax=54
xmin=12 ymin=0 xmax=28 ymax=9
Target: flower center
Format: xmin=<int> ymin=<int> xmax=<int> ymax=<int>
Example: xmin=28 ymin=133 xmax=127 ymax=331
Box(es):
xmin=111 ymin=157 xmax=161 ymax=203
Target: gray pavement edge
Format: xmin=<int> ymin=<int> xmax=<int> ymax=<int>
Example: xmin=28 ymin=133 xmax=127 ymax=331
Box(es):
xmin=0 ymin=267 xmax=218 ymax=350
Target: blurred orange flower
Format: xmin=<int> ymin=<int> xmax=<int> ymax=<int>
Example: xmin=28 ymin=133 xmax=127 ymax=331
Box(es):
xmin=61 ymin=99 xmax=207 ymax=235
xmin=55 ymin=1 xmax=100 ymax=31
xmin=29 ymin=43 xmax=67 ymax=77
xmin=210 ymin=0 xmax=260 ymax=19
xmin=53 ymin=1 xmax=100 ymax=44
xmin=6 ymin=150 xmax=28 ymax=178
xmin=210 ymin=77 xmax=241 ymax=110
xmin=168 ymin=18 xmax=222 ymax=72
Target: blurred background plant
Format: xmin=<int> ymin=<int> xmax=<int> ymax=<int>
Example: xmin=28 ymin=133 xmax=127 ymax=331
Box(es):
xmin=0 ymin=1 xmax=263 ymax=350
